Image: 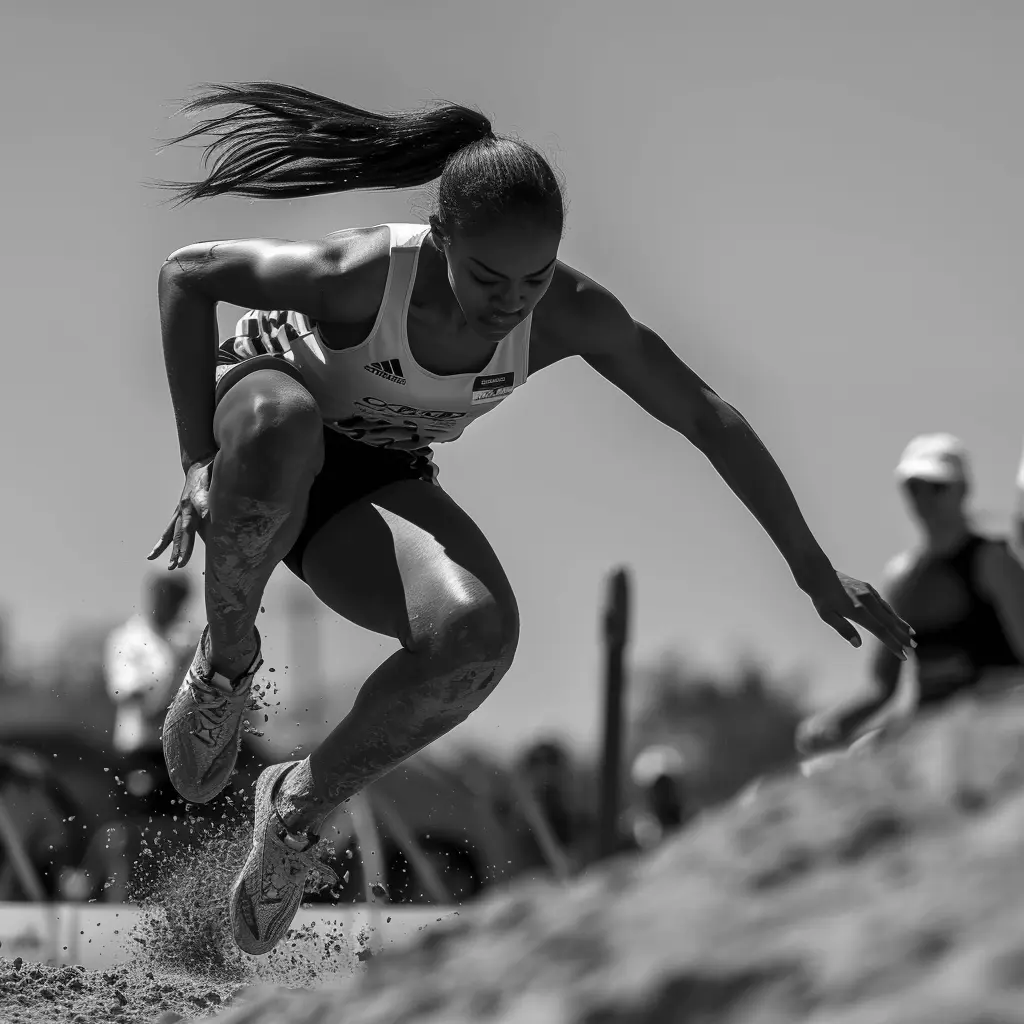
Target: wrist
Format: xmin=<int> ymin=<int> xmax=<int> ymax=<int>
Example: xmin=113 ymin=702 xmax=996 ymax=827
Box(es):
xmin=788 ymin=547 xmax=836 ymax=594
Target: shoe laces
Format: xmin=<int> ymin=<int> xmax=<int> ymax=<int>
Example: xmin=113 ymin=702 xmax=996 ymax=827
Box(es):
xmin=189 ymin=676 xmax=248 ymax=745
xmin=274 ymin=834 xmax=339 ymax=890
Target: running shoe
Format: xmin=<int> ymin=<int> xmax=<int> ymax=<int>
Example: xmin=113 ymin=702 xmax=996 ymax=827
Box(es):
xmin=162 ymin=626 xmax=262 ymax=804
xmin=229 ymin=760 xmax=338 ymax=955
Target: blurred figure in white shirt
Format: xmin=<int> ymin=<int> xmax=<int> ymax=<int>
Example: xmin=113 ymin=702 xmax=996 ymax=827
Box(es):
xmin=103 ymin=574 xmax=194 ymax=813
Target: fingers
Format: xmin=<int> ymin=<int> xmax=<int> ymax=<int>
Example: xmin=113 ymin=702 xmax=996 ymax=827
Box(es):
xmin=868 ymin=596 xmax=915 ymax=647
xmin=854 ymin=594 xmax=914 ymax=659
xmin=146 ymin=516 xmax=178 ymax=561
xmin=149 ymin=499 xmax=203 ymax=569
xmin=170 ymin=506 xmax=187 ymax=569
xmin=177 ymin=529 xmax=193 ymax=568
xmin=854 ymin=613 xmax=908 ymax=660
xmin=821 ymin=610 xmax=863 ymax=650
xmin=833 ymin=576 xmax=916 ymax=655
xmin=171 ymin=506 xmax=198 ymax=569
xmin=853 ymin=582 xmax=914 ymax=638
xmin=176 ymin=508 xmax=196 ymax=569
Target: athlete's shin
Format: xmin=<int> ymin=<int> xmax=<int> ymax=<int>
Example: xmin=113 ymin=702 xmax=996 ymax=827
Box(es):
xmin=276 ymin=628 xmax=516 ymax=835
xmin=204 ymin=425 xmax=322 ymax=677
xmin=203 ymin=497 xmax=294 ymax=672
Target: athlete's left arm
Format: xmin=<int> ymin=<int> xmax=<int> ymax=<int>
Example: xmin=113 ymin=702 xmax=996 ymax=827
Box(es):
xmin=541 ymin=273 xmax=914 ymax=658
xmin=976 ymin=542 xmax=1024 ymax=661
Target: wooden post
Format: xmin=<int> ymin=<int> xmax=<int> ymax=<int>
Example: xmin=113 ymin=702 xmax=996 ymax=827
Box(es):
xmin=597 ymin=567 xmax=631 ymax=859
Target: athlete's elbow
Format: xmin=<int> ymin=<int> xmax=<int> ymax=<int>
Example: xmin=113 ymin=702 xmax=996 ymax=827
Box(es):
xmin=160 ymin=243 xmax=216 ymax=296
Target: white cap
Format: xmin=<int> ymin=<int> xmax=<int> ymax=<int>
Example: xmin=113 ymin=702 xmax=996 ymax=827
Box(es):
xmin=894 ymin=433 xmax=969 ymax=485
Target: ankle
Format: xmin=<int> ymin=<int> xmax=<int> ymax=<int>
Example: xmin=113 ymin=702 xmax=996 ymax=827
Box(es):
xmin=209 ymin=654 xmax=256 ymax=682
xmin=205 ymin=628 xmax=259 ymax=680
xmin=274 ymin=759 xmax=326 ymax=835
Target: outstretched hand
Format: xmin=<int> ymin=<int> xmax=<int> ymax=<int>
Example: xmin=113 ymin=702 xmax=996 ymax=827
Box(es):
xmin=147 ymin=456 xmax=215 ymax=570
xmin=805 ymin=570 xmax=915 ymax=659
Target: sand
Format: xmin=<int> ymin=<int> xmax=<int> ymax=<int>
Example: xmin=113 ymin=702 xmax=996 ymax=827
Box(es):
xmin=6 ymin=693 xmax=1024 ymax=1023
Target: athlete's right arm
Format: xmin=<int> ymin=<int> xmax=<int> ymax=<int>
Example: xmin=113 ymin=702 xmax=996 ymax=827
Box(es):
xmin=158 ymin=233 xmax=386 ymax=471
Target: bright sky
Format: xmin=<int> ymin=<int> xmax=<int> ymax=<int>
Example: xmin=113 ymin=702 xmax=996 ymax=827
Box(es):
xmin=2 ymin=2 xmax=1023 ymax=756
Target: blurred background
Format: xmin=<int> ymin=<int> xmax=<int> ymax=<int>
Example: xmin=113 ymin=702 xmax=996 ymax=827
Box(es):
xmin=1 ymin=1 xmax=1022 ymax=906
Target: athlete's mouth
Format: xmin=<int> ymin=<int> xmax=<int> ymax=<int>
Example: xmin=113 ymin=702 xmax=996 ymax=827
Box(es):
xmin=481 ymin=310 xmax=522 ymax=327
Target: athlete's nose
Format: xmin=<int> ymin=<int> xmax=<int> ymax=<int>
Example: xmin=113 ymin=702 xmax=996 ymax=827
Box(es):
xmin=494 ymin=280 xmax=525 ymax=310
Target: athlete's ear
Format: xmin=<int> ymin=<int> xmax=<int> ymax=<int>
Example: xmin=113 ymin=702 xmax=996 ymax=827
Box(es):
xmin=428 ymin=215 xmax=448 ymax=256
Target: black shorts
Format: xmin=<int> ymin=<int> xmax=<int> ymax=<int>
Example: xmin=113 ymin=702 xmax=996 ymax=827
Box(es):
xmin=214 ymin=355 xmax=437 ymax=582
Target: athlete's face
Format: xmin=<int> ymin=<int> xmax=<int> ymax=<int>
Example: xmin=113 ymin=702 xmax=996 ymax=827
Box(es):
xmin=441 ymin=220 xmax=561 ymax=340
xmin=902 ymin=477 xmax=966 ymax=526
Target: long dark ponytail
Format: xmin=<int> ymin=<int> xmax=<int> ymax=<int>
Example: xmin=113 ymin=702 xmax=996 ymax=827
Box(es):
xmin=156 ymin=81 xmax=493 ymax=203
xmin=156 ymin=81 xmax=564 ymax=234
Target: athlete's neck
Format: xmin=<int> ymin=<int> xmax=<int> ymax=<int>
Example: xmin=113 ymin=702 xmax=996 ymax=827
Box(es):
xmin=414 ymin=231 xmax=468 ymax=330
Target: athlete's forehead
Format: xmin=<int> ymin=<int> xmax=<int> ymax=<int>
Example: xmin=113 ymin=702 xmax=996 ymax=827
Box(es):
xmin=451 ymin=221 xmax=560 ymax=279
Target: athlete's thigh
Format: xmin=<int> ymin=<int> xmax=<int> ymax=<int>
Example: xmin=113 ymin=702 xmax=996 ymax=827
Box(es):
xmin=299 ymin=479 xmax=516 ymax=644
xmin=211 ymin=360 xmax=315 ymax=445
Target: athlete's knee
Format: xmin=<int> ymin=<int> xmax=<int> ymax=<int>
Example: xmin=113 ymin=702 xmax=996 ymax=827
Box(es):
xmin=217 ymin=379 xmax=324 ymax=481
xmin=432 ymin=594 xmax=519 ymax=684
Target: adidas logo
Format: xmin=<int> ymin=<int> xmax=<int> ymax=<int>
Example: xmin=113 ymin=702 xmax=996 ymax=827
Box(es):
xmin=364 ymin=359 xmax=406 ymax=385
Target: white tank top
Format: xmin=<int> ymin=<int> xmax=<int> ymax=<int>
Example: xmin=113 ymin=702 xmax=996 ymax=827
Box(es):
xmin=216 ymin=223 xmax=532 ymax=454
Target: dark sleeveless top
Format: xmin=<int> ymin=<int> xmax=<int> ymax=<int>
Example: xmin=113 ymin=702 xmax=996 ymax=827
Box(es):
xmin=895 ymin=534 xmax=1022 ymax=704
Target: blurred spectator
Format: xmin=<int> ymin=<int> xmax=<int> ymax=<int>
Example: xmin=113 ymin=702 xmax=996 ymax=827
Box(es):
xmin=103 ymin=573 xmax=194 ymax=813
xmin=626 ymin=744 xmax=694 ymax=850
xmin=798 ymin=434 xmax=1024 ymax=756
xmin=628 ymin=656 xmax=801 ymax=812
xmin=508 ymin=737 xmax=596 ymax=872
xmin=519 ymin=739 xmax=576 ymax=847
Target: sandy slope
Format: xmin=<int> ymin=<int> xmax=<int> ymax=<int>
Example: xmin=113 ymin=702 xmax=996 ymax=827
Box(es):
xmin=201 ymin=694 xmax=1024 ymax=1023
xmin=5 ymin=692 xmax=1024 ymax=1023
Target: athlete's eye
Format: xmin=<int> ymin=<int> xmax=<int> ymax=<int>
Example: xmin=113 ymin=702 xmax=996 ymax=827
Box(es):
xmin=470 ymin=274 xmax=498 ymax=286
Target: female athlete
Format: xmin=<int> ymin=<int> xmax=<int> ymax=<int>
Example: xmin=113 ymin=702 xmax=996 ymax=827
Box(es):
xmin=147 ymin=82 xmax=914 ymax=955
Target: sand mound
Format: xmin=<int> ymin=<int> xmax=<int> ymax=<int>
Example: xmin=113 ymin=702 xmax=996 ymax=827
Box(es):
xmin=6 ymin=692 xmax=1024 ymax=1023
xmin=199 ymin=694 xmax=1024 ymax=1023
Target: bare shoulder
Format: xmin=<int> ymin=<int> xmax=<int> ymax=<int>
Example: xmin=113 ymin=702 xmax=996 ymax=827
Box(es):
xmin=166 ymin=223 xmax=395 ymax=324
xmin=313 ymin=224 xmax=393 ymax=322
xmin=319 ymin=224 xmax=390 ymax=268
xmin=532 ymin=261 xmax=636 ymax=360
